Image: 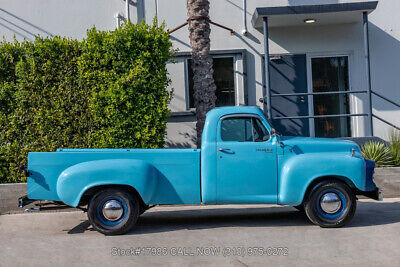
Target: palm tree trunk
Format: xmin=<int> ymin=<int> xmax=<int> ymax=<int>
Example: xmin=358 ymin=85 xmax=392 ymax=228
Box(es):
xmin=186 ymin=0 xmax=216 ymax=147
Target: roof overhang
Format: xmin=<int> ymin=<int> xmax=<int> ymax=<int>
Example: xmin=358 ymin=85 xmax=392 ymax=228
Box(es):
xmin=252 ymin=1 xmax=378 ymax=28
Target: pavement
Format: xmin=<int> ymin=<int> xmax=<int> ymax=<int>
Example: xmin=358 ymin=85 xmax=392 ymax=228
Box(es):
xmin=1 ymin=198 xmax=400 ymax=267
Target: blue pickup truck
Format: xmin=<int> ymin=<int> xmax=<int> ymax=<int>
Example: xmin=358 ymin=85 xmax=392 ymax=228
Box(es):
xmin=19 ymin=106 xmax=381 ymax=235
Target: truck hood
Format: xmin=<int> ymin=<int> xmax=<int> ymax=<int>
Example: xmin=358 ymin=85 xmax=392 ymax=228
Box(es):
xmin=278 ymin=136 xmax=360 ymax=155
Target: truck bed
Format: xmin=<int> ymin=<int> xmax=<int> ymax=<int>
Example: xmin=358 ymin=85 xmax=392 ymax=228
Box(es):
xmin=27 ymin=148 xmax=201 ymax=205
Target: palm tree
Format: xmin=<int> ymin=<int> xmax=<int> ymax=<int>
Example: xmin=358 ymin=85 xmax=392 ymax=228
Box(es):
xmin=186 ymin=0 xmax=216 ymax=147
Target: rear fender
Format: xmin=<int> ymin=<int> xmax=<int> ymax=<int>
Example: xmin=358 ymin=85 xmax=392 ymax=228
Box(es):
xmin=56 ymin=159 xmax=158 ymax=207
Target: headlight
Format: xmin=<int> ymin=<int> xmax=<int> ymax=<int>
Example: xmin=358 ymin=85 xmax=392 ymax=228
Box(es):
xmin=351 ymin=146 xmax=363 ymax=158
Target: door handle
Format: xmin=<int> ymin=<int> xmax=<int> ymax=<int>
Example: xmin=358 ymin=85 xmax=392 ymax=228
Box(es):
xmin=218 ymin=148 xmax=231 ymax=151
xmin=256 ymin=148 xmax=273 ymax=153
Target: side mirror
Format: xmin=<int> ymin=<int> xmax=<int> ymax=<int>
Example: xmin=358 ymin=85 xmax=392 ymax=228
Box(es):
xmin=271 ymin=128 xmax=276 ymax=136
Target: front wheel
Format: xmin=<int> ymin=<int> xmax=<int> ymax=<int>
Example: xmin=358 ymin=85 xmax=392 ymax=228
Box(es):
xmin=87 ymin=189 xmax=140 ymax=235
xmin=304 ymin=180 xmax=356 ymax=228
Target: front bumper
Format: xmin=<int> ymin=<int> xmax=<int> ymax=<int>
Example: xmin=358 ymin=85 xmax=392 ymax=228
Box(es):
xmin=361 ymin=187 xmax=383 ymax=201
xmin=360 ymin=159 xmax=382 ymax=200
xmin=365 ymin=159 xmax=377 ymax=191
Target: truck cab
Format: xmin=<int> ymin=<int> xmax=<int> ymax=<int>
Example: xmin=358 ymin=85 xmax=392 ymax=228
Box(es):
xmin=201 ymin=107 xmax=278 ymax=204
xmin=20 ymin=106 xmax=381 ymax=235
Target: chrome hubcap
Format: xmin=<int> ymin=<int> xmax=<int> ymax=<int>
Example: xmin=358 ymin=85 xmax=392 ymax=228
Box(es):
xmin=102 ymin=200 xmax=123 ymax=221
xmin=320 ymin=192 xmax=342 ymax=214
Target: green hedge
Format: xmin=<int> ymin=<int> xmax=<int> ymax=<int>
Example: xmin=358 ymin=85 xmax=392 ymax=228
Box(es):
xmin=0 ymin=22 xmax=172 ymax=183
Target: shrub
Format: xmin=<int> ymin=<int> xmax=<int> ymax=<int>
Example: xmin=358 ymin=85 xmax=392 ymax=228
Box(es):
xmin=361 ymin=141 xmax=392 ymax=167
xmin=389 ymin=129 xmax=400 ymax=167
xmin=0 ymin=37 xmax=85 ymax=183
xmin=0 ymin=21 xmax=172 ymax=183
xmin=79 ymin=23 xmax=172 ymax=148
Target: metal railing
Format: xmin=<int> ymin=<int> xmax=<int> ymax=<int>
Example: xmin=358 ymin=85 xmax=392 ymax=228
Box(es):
xmin=261 ymin=11 xmax=399 ymax=135
xmin=270 ymin=90 xmax=367 ymax=98
xmin=265 ymin=89 xmax=400 ymax=133
xmin=371 ymin=90 xmax=400 ymax=131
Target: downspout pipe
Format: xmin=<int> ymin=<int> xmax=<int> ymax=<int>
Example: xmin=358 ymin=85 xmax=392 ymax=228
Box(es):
xmin=242 ymin=0 xmax=248 ymax=35
xmin=155 ymin=0 xmax=159 ymax=26
xmin=363 ymin=11 xmax=373 ymax=136
xmin=263 ymin=17 xmax=272 ymax=120
xmin=126 ymin=0 xmax=130 ymax=23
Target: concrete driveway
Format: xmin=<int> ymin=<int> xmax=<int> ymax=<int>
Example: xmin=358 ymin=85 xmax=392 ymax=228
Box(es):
xmin=1 ymin=198 xmax=400 ymax=267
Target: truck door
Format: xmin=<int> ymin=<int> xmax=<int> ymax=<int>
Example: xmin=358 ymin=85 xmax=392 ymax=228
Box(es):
xmin=216 ymin=115 xmax=278 ymax=204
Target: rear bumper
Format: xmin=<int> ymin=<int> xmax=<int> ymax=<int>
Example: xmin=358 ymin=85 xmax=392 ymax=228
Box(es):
xmin=18 ymin=195 xmax=37 ymax=208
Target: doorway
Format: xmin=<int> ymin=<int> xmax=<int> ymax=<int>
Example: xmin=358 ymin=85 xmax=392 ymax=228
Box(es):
xmin=267 ymin=54 xmax=352 ymax=137
xmin=309 ymin=55 xmax=351 ymax=138
xmin=269 ymin=54 xmax=309 ymax=136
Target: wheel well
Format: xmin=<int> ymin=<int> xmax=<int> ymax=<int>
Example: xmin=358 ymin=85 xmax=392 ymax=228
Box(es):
xmin=301 ymin=176 xmax=356 ymax=205
xmin=78 ymin=184 xmax=146 ymax=209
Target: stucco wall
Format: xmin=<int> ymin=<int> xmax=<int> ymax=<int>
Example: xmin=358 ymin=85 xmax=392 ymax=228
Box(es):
xmin=0 ymin=0 xmax=144 ymax=40
xmin=367 ymin=0 xmax=400 ymax=139
xmin=0 ymin=0 xmax=399 ymax=144
xmin=162 ymin=0 xmax=400 ymax=142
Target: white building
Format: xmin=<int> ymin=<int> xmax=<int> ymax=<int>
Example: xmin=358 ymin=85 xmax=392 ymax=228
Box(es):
xmin=1 ymin=0 xmax=399 ymax=147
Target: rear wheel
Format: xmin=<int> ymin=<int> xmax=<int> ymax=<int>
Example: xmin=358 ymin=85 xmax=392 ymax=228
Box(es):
xmin=87 ymin=188 xmax=139 ymax=235
xmin=304 ymin=180 xmax=356 ymax=228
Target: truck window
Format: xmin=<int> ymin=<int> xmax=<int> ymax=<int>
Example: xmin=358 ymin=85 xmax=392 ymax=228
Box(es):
xmin=221 ymin=117 xmax=253 ymax=142
xmin=253 ymin=118 xmax=270 ymax=142
xmin=221 ymin=117 xmax=270 ymax=142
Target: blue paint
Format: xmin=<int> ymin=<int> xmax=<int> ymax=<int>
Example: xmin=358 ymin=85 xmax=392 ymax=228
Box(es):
xmin=215 ymin=116 xmax=277 ymax=204
xmin=201 ymin=106 xmax=272 ymax=204
xmin=26 ymin=106 xmax=379 ymax=208
xmin=28 ymin=150 xmax=201 ymax=207
xmin=96 ymin=195 xmax=127 ymax=226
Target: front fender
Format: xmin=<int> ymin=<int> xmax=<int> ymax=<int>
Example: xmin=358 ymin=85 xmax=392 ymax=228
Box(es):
xmin=57 ymin=159 xmax=158 ymax=207
xmin=278 ymin=153 xmax=365 ymax=206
